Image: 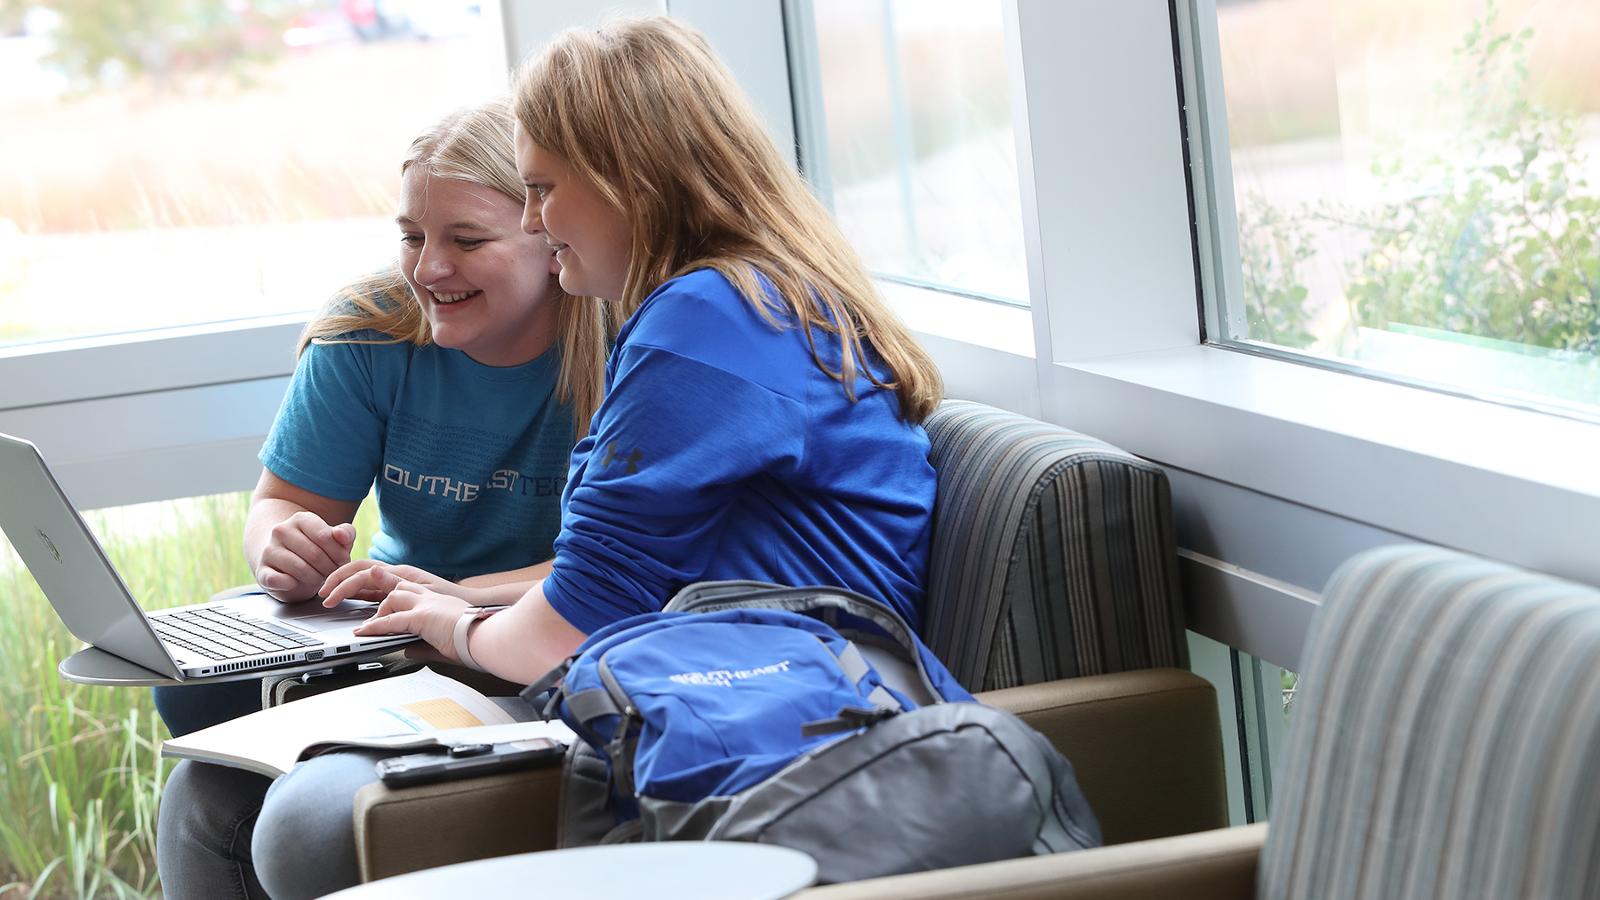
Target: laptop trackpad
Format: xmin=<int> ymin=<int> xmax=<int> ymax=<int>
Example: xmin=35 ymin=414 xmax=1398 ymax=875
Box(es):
xmin=223 ymin=592 xmax=381 ymax=635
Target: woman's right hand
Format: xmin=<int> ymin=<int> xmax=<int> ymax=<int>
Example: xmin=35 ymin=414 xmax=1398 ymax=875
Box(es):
xmin=254 ymin=512 xmax=357 ymax=602
xmin=319 ymin=559 xmax=468 ymax=608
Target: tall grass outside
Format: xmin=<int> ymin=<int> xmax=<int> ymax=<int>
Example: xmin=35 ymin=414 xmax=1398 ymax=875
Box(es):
xmin=0 ymin=492 xmax=378 ymax=899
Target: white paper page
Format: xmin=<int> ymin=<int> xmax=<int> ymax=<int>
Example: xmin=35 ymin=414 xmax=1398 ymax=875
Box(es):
xmin=308 ymin=720 xmax=576 ymax=755
xmin=163 ymin=667 xmax=539 ymax=775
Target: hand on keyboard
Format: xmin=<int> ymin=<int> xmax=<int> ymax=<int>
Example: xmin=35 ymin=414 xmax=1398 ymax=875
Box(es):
xmin=319 ymin=560 xmax=461 ymax=608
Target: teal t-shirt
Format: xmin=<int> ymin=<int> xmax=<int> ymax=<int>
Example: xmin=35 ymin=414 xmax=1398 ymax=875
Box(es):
xmin=259 ymin=332 xmax=574 ymax=580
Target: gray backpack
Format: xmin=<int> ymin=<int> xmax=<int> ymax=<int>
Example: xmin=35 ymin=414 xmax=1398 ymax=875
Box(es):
xmin=529 ymin=582 xmax=1102 ymax=884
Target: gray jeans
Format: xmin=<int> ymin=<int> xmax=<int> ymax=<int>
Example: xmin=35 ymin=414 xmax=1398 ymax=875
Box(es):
xmin=157 ymin=698 xmax=535 ymax=899
xmin=158 ymin=751 xmax=389 ymax=900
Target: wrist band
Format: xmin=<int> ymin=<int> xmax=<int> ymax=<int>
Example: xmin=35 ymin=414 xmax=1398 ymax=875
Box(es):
xmin=451 ymin=605 xmax=509 ymax=672
xmin=452 ymin=610 xmax=485 ymax=671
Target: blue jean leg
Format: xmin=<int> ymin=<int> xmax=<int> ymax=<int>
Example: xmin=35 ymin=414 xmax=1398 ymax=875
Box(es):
xmin=253 ymin=749 xmax=407 ymax=900
xmin=153 ymin=680 xmax=265 ymax=737
xmin=157 ymin=760 xmax=273 ymax=900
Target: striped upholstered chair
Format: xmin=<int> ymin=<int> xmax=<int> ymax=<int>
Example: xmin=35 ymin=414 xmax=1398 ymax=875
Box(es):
xmin=817 ymin=544 xmax=1600 ymax=899
xmin=921 ymin=400 xmax=1188 ymax=689
xmin=1258 ymin=544 xmax=1600 ymax=899
xmin=347 ymin=400 xmax=1227 ymax=883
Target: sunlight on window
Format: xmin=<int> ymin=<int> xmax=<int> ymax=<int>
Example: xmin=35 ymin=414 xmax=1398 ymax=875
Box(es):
xmin=0 ymin=1 xmax=501 ymax=349
xmin=809 ymin=0 xmax=1027 ymax=305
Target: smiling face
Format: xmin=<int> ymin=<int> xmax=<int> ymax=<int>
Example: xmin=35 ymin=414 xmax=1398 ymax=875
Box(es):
xmin=515 ymin=128 xmax=632 ymax=303
xmin=396 ymin=167 xmax=563 ymax=367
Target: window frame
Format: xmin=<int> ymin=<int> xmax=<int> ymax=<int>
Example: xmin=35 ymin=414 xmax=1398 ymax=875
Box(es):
xmin=0 ymin=318 xmax=306 ymax=408
xmin=0 ymin=317 xmax=308 ymax=510
xmin=999 ymin=0 xmax=1600 ymax=671
xmin=1182 ymin=0 xmax=1600 ymax=428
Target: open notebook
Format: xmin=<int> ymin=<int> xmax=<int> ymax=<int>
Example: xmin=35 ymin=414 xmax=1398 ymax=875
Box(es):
xmin=162 ymin=667 xmax=575 ymax=778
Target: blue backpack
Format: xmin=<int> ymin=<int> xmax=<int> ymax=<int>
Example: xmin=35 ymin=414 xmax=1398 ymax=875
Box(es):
xmin=525 ymin=582 xmax=1101 ymax=883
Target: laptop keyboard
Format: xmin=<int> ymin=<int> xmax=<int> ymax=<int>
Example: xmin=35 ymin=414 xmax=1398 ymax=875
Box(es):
xmin=152 ymin=606 xmax=323 ymax=661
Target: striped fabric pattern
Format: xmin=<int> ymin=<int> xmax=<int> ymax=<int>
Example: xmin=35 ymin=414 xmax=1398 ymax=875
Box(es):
xmin=1258 ymin=544 xmax=1600 ymax=900
xmin=920 ymin=400 xmax=1186 ymax=692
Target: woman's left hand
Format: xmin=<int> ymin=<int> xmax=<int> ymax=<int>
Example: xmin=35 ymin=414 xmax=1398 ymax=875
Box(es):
xmin=352 ymin=581 xmax=471 ymax=663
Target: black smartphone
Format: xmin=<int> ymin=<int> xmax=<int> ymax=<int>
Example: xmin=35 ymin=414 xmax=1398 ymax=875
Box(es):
xmin=375 ymin=739 xmax=565 ymax=787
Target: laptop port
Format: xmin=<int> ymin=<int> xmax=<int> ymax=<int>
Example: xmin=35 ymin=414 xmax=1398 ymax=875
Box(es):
xmin=335 ymin=645 xmax=349 ymax=654
xmin=306 ymin=650 xmax=324 ymax=661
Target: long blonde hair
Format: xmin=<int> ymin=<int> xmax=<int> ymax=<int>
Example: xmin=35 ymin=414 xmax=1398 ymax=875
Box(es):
xmin=513 ymin=17 xmax=941 ymax=422
xmin=299 ymin=99 xmax=609 ymax=434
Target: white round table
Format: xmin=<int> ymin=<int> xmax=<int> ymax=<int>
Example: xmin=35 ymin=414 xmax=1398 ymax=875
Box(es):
xmin=321 ymin=842 xmax=818 ymax=899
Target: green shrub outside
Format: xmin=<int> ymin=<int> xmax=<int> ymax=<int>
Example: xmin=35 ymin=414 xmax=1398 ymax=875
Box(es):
xmin=1238 ymin=1 xmax=1600 ymax=372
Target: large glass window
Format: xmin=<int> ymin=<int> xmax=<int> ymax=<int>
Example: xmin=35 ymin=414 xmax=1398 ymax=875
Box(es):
xmin=0 ymin=1 xmax=501 ymax=349
xmin=1204 ymin=0 xmax=1600 ymax=417
xmin=1189 ymin=632 xmax=1292 ymax=825
xmin=802 ymin=0 xmax=1027 ymax=304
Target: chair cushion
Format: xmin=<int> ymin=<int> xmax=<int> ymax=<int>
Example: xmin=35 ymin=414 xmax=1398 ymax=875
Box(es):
xmin=1259 ymin=545 xmax=1600 ymax=899
xmin=984 ymin=669 xmax=1229 ymax=845
xmin=922 ymin=400 xmax=1185 ymax=691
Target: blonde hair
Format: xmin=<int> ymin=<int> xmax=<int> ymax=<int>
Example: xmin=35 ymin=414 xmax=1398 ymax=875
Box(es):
xmin=513 ymin=17 xmax=941 ymax=422
xmin=299 ymin=99 xmax=609 ymax=434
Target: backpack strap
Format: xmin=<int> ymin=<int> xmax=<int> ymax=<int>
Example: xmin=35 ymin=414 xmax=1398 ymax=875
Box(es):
xmin=800 ymin=640 xmax=907 ymax=737
xmin=800 ymin=704 xmax=901 ymax=737
xmin=523 ymin=653 xmax=581 ymax=719
xmin=834 ymin=642 xmax=904 ymax=712
xmin=595 ymin=656 xmax=643 ymax=800
xmin=562 ymin=688 xmax=623 ymax=722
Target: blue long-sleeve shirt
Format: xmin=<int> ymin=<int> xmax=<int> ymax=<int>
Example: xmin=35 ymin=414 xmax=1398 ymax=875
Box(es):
xmin=542 ymin=268 xmax=935 ymax=634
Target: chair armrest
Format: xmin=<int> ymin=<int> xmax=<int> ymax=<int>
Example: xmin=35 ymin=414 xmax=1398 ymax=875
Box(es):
xmin=351 ymin=667 xmax=1226 ymax=881
xmin=793 ymin=823 xmax=1264 ymax=900
xmin=353 ymin=764 xmax=564 ymax=882
xmin=978 ymin=667 xmax=1228 ymax=844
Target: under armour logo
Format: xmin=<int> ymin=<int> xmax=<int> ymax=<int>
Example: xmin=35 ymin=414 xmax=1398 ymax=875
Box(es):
xmin=601 ymin=442 xmax=644 ymax=474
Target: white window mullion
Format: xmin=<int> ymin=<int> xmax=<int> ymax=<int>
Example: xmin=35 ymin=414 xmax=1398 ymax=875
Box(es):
xmin=671 ymin=0 xmax=798 ymax=171
xmin=1005 ymin=0 xmax=1200 ymax=421
xmin=498 ymin=1 xmax=665 ymax=68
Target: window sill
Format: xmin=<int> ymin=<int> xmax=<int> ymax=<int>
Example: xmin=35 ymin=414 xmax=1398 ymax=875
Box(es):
xmin=1047 ymin=343 xmax=1600 ymax=588
xmin=878 ymin=280 xmax=1033 ymax=357
xmin=0 ymin=315 xmax=308 ymax=410
xmin=877 ymin=280 xmax=1041 ymax=417
xmin=0 ymin=317 xmax=308 ymax=508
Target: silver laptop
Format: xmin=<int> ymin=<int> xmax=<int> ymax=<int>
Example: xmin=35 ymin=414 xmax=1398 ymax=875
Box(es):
xmin=0 ymin=432 xmax=418 ymax=681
